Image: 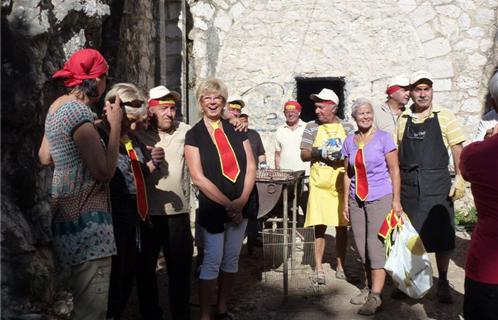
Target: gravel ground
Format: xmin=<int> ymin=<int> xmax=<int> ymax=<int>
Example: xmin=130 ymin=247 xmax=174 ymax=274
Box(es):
xmin=123 ymin=227 xmax=471 ymax=320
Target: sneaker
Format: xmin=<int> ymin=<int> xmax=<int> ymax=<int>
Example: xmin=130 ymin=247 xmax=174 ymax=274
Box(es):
xmin=390 ymin=287 xmax=408 ymax=300
xmin=315 ymin=271 xmax=326 ymax=285
xmin=437 ymin=279 xmax=453 ymax=304
xmin=350 ymin=287 xmax=370 ymax=305
xmin=358 ymin=293 xmax=382 ymax=316
xmin=335 ymin=269 xmax=346 ymax=280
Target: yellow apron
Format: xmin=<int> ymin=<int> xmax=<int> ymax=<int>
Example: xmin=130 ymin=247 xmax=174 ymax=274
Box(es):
xmin=304 ymin=123 xmax=348 ymax=227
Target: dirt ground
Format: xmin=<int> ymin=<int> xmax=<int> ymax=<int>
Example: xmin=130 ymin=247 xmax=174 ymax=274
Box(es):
xmin=123 ymin=227 xmax=471 ymax=320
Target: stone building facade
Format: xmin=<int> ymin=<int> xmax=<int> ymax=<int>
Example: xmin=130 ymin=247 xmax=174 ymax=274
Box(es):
xmin=187 ymin=0 xmax=498 ymax=164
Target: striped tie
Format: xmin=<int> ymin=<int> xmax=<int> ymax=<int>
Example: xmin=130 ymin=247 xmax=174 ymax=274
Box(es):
xmin=123 ymin=138 xmax=149 ymax=221
xmin=211 ymin=121 xmax=240 ymax=182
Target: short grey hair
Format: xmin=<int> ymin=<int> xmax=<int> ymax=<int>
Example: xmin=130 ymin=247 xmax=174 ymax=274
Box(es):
xmin=489 ymin=71 xmax=498 ymax=102
xmin=351 ymin=97 xmax=374 ymax=119
xmin=105 ymin=83 xmax=147 ymax=118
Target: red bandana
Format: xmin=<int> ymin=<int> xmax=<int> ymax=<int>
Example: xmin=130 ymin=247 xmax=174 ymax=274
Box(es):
xmin=52 ymin=49 xmax=109 ymax=87
xmin=386 ymin=85 xmax=402 ymax=95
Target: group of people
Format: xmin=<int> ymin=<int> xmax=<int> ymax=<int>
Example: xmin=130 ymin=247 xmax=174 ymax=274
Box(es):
xmin=39 ymin=47 xmax=497 ymax=320
xmin=273 ymin=70 xmax=497 ymax=318
xmin=40 ymin=49 xmax=255 ymax=320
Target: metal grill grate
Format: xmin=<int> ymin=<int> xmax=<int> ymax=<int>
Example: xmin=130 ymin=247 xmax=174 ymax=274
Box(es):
xmin=261 ymin=227 xmax=317 ymax=292
xmin=256 ymin=169 xmax=304 ymax=183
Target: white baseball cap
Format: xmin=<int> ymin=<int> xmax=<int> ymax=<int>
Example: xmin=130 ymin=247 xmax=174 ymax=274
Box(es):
xmin=310 ymin=88 xmax=340 ymax=105
xmin=387 ymin=75 xmax=410 ymax=88
xmin=148 ymin=85 xmax=181 ymax=101
xmin=227 ymin=94 xmax=245 ymax=108
xmin=410 ymin=70 xmax=433 ymax=86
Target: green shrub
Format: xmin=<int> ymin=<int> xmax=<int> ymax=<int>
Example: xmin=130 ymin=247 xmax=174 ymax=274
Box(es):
xmin=455 ymin=206 xmax=478 ymax=225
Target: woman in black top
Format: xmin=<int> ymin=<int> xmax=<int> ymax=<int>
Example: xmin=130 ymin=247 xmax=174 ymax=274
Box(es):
xmin=96 ymin=83 xmax=165 ymax=320
xmin=185 ymin=79 xmax=256 ymax=320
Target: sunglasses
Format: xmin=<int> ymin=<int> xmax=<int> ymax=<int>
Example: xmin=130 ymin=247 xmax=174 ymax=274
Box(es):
xmin=108 ymin=97 xmax=144 ymax=109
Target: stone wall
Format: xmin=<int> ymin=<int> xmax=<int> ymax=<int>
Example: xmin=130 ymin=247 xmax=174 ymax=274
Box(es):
xmin=187 ymin=0 xmax=498 ymax=165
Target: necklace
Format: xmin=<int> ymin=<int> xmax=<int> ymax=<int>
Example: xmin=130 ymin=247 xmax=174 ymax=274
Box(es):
xmin=356 ymin=127 xmax=375 ymax=148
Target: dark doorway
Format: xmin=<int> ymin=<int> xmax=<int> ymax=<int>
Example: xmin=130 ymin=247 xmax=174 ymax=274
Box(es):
xmin=296 ymin=77 xmax=346 ymax=122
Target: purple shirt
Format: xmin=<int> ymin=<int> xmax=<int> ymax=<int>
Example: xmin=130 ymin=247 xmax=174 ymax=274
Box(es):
xmin=342 ymin=130 xmax=396 ymax=201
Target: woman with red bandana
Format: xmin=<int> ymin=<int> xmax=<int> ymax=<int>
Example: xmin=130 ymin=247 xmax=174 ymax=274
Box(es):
xmin=39 ymin=48 xmax=122 ymax=320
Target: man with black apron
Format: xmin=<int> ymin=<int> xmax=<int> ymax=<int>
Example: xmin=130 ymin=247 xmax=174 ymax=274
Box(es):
xmin=397 ymin=71 xmax=466 ymax=304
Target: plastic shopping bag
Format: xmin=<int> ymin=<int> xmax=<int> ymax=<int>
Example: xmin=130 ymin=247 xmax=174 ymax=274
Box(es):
xmin=383 ymin=214 xmax=433 ymax=299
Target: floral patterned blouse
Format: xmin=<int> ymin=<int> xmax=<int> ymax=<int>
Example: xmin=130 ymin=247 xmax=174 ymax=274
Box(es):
xmin=45 ymin=100 xmax=116 ymax=267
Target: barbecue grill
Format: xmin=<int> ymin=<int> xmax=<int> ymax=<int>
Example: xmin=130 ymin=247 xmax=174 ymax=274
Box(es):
xmin=256 ymin=169 xmax=314 ymax=299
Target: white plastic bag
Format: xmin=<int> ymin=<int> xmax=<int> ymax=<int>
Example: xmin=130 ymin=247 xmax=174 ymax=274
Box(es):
xmin=384 ymin=215 xmax=433 ymax=299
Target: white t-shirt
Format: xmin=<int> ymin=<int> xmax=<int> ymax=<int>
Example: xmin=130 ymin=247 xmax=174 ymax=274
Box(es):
xmin=275 ymin=119 xmax=309 ymax=175
xmin=136 ymin=121 xmax=191 ymax=215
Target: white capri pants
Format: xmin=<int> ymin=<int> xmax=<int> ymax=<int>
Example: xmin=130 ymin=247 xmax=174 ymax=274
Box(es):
xmin=199 ymin=219 xmax=248 ymax=280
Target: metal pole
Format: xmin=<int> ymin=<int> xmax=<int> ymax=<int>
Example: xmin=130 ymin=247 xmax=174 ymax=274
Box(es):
xmin=181 ymin=0 xmax=188 ymax=119
xmin=291 ymin=178 xmax=298 ymax=273
xmin=282 ymin=185 xmax=288 ymax=300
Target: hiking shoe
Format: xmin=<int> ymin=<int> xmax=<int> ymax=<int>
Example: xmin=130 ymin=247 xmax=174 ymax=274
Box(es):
xmin=358 ymin=293 xmax=382 ymax=316
xmin=335 ymin=269 xmax=346 ymax=280
xmin=391 ymin=287 xmax=408 ymax=300
xmin=437 ymin=279 xmax=453 ymax=304
xmin=350 ymin=287 xmax=370 ymax=305
xmin=315 ymin=271 xmax=326 ymax=285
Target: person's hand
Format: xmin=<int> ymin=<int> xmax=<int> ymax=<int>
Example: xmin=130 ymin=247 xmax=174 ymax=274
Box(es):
xmin=104 ymin=96 xmax=123 ymax=129
xmin=259 ymin=161 xmax=269 ymax=170
xmin=342 ymin=206 xmax=350 ymax=222
xmin=229 ymin=117 xmax=248 ymax=132
xmin=147 ymin=146 xmax=165 ymax=167
xmin=484 ymin=124 xmax=498 ymax=139
xmin=449 ymin=174 xmax=466 ymax=201
xmin=392 ymin=200 xmax=403 ymax=217
xmin=232 ymin=212 xmax=243 ymax=224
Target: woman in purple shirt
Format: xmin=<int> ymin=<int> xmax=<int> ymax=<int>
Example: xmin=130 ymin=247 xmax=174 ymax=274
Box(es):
xmin=341 ymin=98 xmax=402 ymax=316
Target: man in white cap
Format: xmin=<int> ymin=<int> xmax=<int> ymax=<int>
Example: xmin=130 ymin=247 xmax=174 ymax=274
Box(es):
xmin=374 ymin=75 xmax=410 ymax=135
xmin=226 ymin=95 xmax=245 ymax=119
xmin=135 ymin=85 xmax=193 ymax=320
xmin=396 ymin=71 xmax=466 ymax=304
xmin=300 ymin=88 xmax=348 ymax=285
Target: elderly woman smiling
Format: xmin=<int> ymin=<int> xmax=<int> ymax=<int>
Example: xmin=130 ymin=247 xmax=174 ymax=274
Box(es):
xmin=341 ymin=98 xmax=402 ymax=316
xmin=185 ymin=78 xmax=256 ymax=320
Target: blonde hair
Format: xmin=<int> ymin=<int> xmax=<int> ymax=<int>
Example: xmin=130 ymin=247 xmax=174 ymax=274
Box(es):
xmin=195 ymin=78 xmax=228 ymax=110
xmin=105 ymin=83 xmax=147 ymax=118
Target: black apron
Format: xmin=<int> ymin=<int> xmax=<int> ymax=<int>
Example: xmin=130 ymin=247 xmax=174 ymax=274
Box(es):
xmin=399 ymin=113 xmax=455 ymax=252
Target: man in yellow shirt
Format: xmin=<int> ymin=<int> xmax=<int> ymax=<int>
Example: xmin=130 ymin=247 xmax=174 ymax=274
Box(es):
xmin=396 ymin=71 xmax=465 ymax=304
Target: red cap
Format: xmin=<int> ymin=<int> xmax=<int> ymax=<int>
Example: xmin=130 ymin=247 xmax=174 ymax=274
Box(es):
xmin=52 ymin=49 xmax=109 ymax=87
xmin=284 ymin=100 xmax=302 ymax=111
xmin=148 ymin=99 xmax=176 ymax=108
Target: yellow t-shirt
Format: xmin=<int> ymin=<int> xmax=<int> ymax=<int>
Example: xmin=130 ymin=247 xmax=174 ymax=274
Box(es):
xmin=396 ymin=104 xmax=466 ymax=148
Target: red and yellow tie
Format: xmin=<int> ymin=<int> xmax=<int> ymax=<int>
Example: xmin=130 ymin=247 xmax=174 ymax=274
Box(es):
xmin=211 ymin=121 xmax=240 ymax=183
xmin=354 ymin=142 xmax=368 ymax=201
xmin=124 ymin=138 xmax=149 ymax=221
